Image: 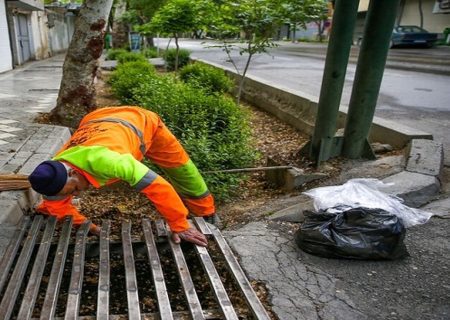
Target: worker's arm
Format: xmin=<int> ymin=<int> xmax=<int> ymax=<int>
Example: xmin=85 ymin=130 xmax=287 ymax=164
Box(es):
xmin=36 ymin=195 xmax=100 ymax=234
xmin=137 ymin=173 xmax=208 ymax=246
xmin=55 ymin=146 xmax=207 ymax=245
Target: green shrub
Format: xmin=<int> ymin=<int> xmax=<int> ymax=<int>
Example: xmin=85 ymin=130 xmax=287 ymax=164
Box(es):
xmin=116 ymin=52 xmax=148 ymax=64
xmin=142 ymin=47 xmax=158 ymax=58
xmin=179 ymin=62 xmax=234 ymax=94
xmin=105 ymin=48 xmax=128 ymax=60
xmin=108 ymin=60 xmax=155 ymax=102
xmin=130 ymin=73 xmax=258 ymax=200
xmin=164 ymin=48 xmax=190 ymax=71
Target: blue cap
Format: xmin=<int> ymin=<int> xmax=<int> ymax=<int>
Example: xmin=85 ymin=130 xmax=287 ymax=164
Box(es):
xmin=28 ymin=160 xmax=67 ymax=196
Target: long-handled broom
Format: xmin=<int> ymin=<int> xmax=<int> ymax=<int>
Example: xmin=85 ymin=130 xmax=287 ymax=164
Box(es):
xmin=0 ymin=174 xmax=31 ymax=191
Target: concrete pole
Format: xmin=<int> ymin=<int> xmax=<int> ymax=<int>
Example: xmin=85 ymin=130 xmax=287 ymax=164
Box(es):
xmin=310 ymin=0 xmax=360 ymax=162
xmin=342 ymin=0 xmax=401 ymax=158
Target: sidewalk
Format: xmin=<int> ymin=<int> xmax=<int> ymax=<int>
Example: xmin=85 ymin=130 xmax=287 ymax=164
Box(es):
xmin=0 ymin=55 xmax=71 ymax=256
xmin=0 ymin=55 xmax=448 ymax=320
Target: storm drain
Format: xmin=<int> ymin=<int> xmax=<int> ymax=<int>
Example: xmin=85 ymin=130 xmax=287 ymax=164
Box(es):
xmin=0 ymin=216 xmax=270 ymax=320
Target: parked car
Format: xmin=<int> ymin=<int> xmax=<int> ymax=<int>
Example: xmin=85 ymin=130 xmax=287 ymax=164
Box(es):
xmin=356 ymin=25 xmax=439 ymax=48
xmin=390 ymin=25 xmax=438 ymax=48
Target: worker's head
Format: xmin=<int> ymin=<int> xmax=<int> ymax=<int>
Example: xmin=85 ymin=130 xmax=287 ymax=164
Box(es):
xmin=28 ymin=160 xmax=90 ymax=197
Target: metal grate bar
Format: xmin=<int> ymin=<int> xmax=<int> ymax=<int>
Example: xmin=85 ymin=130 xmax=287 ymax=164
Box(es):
xmin=0 ymin=216 xmax=43 ymax=320
xmin=96 ymin=220 xmax=110 ymax=320
xmin=1 ymin=217 xmax=270 ymax=319
xmin=0 ymin=216 xmax=30 ymax=294
xmin=193 ymin=217 xmax=213 ymax=235
xmin=17 ymin=217 xmax=57 ymax=320
xmin=121 ymin=221 xmax=141 ymax=320
xmin=64 ymin=221 xmax=91 ymax=320
xmin=155 ymin=219 xmax=168 ymax=237
xmin=40 ymin=217 xmax=73 ymax=319
xmin=142 ymin=219 xmax=173 ymax=320
xmin=167 ymin=227 xmax=205 ymax=320
xmin=195 ymin=246 xmax=238 ymax=319
xmin=32 ymin=308 xmax=225 ymax=319
xmin=192 ymin=219 xmax=238 ymax=319
xmin=211 ymin=227 xmax=271 ymax=320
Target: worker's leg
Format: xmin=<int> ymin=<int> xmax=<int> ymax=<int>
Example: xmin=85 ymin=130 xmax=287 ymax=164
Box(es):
xmin=145 ymin=120 xmax=215 ymax=217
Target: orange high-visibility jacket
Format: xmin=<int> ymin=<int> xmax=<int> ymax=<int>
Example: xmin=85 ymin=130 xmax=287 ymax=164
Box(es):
xmin=36 ymin=106 xmax=215 ymax=232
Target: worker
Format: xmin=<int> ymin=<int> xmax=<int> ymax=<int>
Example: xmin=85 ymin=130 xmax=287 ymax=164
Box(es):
xmin=28 ymin=106 xmax=215 ymax=247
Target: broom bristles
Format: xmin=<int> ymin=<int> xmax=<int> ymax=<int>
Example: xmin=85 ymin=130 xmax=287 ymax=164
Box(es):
xmin=0 ymin=174 xmax=31 ymax=191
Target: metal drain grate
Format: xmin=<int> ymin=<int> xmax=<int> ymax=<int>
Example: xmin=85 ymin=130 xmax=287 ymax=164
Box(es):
xmin=0 ymin=216 xmax=271 ymax=320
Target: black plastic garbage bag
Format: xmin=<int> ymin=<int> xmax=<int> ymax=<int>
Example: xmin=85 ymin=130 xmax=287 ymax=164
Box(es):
xmin=295 ymin=207 xmax=408 ymax=260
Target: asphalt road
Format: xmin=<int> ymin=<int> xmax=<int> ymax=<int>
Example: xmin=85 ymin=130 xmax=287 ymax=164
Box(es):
xmin=156 ymin=39 xmax=450 ymax=165
xmin=157 ymin=40 xmax=450 ymax=319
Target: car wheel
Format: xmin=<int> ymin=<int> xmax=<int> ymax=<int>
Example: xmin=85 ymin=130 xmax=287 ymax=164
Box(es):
xmin=389 ymin=40 xmax=395 ymax=49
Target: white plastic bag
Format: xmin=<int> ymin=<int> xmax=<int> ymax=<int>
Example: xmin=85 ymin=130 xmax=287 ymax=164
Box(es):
xmin=303 ymin=178 xmax=433 ymax=228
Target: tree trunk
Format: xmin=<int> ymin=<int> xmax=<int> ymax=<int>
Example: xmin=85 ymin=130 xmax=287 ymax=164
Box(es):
xmin=316 ymin=21 xmax=324 ymax=42
xmin=174 ymin=34 xmax=179 ymax=71
xmin=146 ymin=36 xmax=154 ymax=48
xmin=292 ymin=23 xmax=296 ymax=43
xmin=418 ymin=0 xmax=424 ymax=28
xmin=50 ymin=0 xmax=113 ymax=128
xmin=236 ymin=42 xmax=253 ymax=106
xmin=111 ymin=0 xmax=128 ymax=48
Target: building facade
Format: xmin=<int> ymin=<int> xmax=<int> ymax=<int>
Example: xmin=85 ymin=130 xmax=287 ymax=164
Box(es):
xmin=358 ymin=0 xmax=449 ymax=34
xmin=0 ymin=0 xmax=13 ymax=72
xmin=0 ymin=0 xmax=77 ymax=73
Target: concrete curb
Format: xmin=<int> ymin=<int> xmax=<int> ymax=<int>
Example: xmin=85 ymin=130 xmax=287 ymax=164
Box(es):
xmin=270 ymin=138 xmax=444 ymax=222
xmin=194 ymin=58 xmax=433 ymax=149
xmin=0 ymin=124 xmax=71 ymax=225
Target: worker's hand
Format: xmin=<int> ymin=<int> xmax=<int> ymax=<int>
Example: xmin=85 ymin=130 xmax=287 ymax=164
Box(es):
xmin=171 ymin=227 xmax=208 ymax=247
xmin=89 ymin=224 xmax=101 ymax=236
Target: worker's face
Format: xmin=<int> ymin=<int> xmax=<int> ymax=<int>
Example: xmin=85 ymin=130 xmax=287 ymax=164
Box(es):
xmin=57 ymin=169 xmax=90 ymax=197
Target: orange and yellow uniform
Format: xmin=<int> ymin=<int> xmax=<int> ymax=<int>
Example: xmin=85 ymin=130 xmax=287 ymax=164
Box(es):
xmin=35 ymin=106 xmax=215 ymax=232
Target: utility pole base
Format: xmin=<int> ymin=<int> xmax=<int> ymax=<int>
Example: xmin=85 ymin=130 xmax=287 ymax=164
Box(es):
xmin=300 ymin=135 xmax=344 ymax=166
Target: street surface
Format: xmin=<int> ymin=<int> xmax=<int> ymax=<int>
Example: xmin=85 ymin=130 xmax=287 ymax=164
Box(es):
xmin=0 ymin=49 xmax=448 ymax=320
xmin=155 ymin=39 xmax=450 ymax=319
xmin=156 ymin=39 xmax=450 ymax=165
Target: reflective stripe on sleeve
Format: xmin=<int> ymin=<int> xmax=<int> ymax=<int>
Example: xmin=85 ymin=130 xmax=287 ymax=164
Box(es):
xmin=181 ymin=190 xmax=211 ymax=199
xmin=86 ymin=118 xmax=147 ymax=155
xmin=43 ymin=195 xmax=69 ymax=201
xmin=134 ymin=169 xmax=158 ymax=191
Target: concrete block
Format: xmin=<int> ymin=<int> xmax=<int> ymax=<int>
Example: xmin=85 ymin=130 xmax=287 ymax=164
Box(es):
xmin=100 ymin=60 xmax=117 ymax=71
xmin=4 ymin=151 xmax=33 ymax=166
xmin=36 ymin=138 xmax=62 ymax=155
xmin=265 ymin=158 xmax=327 ymax=190
xmin=406 ymin=139 xmax=444 ymax=178
xmin=382 ymin=171 xmax=440 ymax=208
xmin=284 ymin=168 xmax=327 ymax=191
xmin=0 ymin=163 xmax=22 ymax=174
xmin=18 ymin=153 xmax=53 ymax=175
xmin=0 ymin=189 xmax=36 ymax=212
xmin=0 ymin=199 xmax=24 ymax=225
xmin=422 ymin=198 xmax=450 ymax=219
xmin=54 ymin=126 xmax=72 ymax=143
xmin=20 ymin=139 xmax=43 ymax=152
